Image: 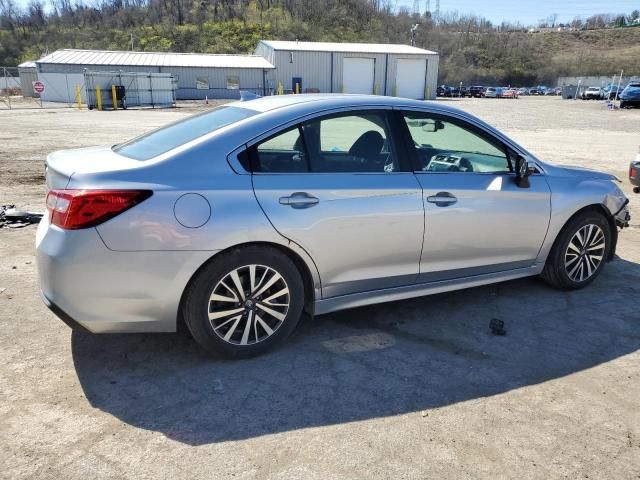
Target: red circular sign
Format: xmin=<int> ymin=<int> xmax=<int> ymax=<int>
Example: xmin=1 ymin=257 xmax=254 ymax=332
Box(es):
xmin=33 ymin=81 xmax=45 ymax=94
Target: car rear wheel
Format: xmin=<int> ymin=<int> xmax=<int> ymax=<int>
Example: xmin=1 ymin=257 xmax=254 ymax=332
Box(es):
xmin=541 ymin=212 xmax=611 ymax=290
xmin=182 ymin=246 xmax=305 ymax=358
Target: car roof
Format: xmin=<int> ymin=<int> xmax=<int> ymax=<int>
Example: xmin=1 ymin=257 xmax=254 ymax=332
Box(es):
xmin=227 ymin=94 xmax=460 ymax=116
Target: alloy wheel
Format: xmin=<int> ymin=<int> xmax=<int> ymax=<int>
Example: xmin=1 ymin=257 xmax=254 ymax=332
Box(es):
xmin=208 ymin=264 xmax=290 ymax=345
xmin=564 ymin=224 xmax=606 ymax=282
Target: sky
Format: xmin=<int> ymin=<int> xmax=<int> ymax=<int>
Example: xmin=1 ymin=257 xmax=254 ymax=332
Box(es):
xmin=396 ymin=0 xmax=636 ymax=25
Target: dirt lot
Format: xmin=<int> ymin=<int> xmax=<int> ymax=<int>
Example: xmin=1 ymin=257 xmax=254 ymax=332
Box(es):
xmin=1 ymin=97 xmax=639 ymax=479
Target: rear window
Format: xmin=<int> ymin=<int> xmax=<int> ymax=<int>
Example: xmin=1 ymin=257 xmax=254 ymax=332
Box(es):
xmin=114 ymin=106 xmax=257 ymax=160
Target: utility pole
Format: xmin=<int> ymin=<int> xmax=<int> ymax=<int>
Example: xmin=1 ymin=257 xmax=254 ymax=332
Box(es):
xmin=412 ymin=0 xmax=420 ymax=16
xmin=435 ymin=0 xmax=440 ymax=19
xmin=129 ymin=33 xmax=135 ymax=51
xmin=410 ymin=24 xmax=419 ymax=46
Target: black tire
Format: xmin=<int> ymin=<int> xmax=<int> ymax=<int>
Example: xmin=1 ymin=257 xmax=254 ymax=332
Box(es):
xmin=541 ymin=211 xmax=611 ymax=290
xmin=182 ymin=246 xmax=305 ymax=358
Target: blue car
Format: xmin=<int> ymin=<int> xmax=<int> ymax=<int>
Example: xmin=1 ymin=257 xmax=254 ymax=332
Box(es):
xmin=620 ymin=83 xmax=640 ymax=108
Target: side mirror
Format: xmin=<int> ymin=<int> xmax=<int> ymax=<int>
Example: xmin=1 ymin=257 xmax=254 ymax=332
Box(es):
xmin=515 ymin=155 xmax=530 ymax=188
xmin=420 ymin=119 xmax=445 ymax=132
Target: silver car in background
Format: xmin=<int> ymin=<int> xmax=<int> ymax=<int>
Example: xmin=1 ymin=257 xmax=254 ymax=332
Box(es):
xmin=37 ymin=94 xmax=631 ymax=357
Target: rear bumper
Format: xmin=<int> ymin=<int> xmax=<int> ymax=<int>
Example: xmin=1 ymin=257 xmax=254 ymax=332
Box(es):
xmin=36 ymin=215 xmax=215 ymax=333
xmin=40 ymin=290 xmax=90 ymax=332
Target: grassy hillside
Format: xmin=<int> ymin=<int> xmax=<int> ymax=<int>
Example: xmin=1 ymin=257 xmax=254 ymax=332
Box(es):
xmin=1 ymin=0 xmax=639 ymax=85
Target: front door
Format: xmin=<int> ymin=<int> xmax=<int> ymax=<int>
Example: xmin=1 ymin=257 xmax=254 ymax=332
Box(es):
xmin=251 ymin=110 xmax=424 ymax=298
xmin=399 ymin=110 xmax=551 ymax=281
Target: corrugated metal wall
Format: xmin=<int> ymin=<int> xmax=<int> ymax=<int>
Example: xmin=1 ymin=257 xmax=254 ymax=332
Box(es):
xmin=262 ymin=50 xmax=332 ymax=93
xmin=38 ymin=63 xmax=268 ymax=100
xmin=261 ymin=46 xmax=439 ymax=99
xmin=163 ymin=66 xmax=266 ymax=99
xmin=18 ymin=68 xmax=38 ymax=97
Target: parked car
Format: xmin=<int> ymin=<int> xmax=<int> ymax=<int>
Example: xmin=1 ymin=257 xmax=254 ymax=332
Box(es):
xmin=583 ymin=87 xmax=603 ymax=100
xmin=630 ymin=146 xmax=640 ymax=194
xmin=619 ymin=83 xmax=640 ymax=108
xmin=469 ymin=86 xmax=485 ymax=97
xmin=37 ymin=94 xmax=631 ymax=357
xmin=554 ymin=87 xmax=562 ymax=95
xmin=603 ymin=85 xmax=621 ymax=100
xmin=459 ymin=86 xmax=470 ymax=97
xmin=517 ymin=87 xmax=529 ymax=96
xmin=544 ymin=88 xmax=557 ymax=96
xmin=484 ymin=86 xmax=500 ymax=98
xmin=436 ymin=85 xmax=449 ymax=97
xmin=502 ymin=88 xmax=519 ymax=99
xmin=450 ymin=86 xmax=461 ymax=97
xmin=529 ymin=86 xmax=546 ymax=95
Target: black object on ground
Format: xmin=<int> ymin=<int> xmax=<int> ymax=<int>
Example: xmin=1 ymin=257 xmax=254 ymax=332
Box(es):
xmin=0 ymin=205 xmax=43 ymax=229
xmin=490 ymin=318 xmax=507 ymax=336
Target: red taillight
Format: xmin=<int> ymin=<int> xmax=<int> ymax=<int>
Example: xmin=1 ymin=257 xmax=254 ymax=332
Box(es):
xmin=630 ymin=167 xmax=638 ymax=180
xmin=46 ymin=189 xmax=152 ymax=230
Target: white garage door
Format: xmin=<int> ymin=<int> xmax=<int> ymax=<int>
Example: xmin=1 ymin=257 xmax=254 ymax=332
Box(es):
xmin=396 ymin=58 xmax=427 ymax=99
xmin=342 ymin=57 xmax=374 ymax=94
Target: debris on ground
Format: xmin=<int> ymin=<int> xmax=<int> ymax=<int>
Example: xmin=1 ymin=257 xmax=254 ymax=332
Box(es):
xmin=0 ymin=205 xmax=43 ymax=229
xmin=490 ymin=318 xmax=507 ymax=336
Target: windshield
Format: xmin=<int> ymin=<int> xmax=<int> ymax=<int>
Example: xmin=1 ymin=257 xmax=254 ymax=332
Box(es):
xmin=114 ymin=106 xmax=258 ymax=160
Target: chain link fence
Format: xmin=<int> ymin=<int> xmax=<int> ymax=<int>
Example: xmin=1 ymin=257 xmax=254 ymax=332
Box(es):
xmin=1 ymin=66 xmax=78 ymax=109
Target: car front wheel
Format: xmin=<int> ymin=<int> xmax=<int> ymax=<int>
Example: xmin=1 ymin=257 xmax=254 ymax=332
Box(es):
xmin=182 ymin=246 xmax=305 ymax=357
xmin=541 ymin=212 xmax=611 ymax=290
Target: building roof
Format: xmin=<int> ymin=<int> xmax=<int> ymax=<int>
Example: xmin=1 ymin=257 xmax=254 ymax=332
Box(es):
xmin=17 ymin=61 xmax=37 ymax=68
xmin=258 ymin=40 xmax=437 ymax=55
xmin=36 ymin=49 xmax=275 ymax=69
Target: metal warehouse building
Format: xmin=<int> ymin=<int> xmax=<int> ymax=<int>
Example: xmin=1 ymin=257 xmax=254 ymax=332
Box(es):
xmin=255 ymin=40 xmax=439 ymax=99
xmin=35 ymin=49 xmax=275 ymax=102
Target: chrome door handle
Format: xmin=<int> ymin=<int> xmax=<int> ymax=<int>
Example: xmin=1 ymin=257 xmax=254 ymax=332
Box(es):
xmin=279 ymin=192 xmax=319 ymax=209
xmin=426 ymin=192 xmax=457 ymax=207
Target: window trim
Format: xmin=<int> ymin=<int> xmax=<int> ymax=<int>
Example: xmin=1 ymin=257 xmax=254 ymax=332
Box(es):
xmin=246 ymin=109 xmax=412 ymax=174
xmin=397 ymin=110 xmax=514 ymax=175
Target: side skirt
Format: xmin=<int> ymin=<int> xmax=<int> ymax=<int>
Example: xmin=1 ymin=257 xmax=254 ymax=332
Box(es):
xmin=314 ymin=265 xmax=543 ymax=316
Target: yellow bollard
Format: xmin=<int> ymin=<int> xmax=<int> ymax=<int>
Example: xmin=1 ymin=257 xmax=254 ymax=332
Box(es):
xmin=295 ymin=82 xmax=300 ymax=94
xmin=111 ymin=84 xmax=117 ymax=111
xmin=340 ymin=84 xmax=344 ymax=93
xmin=277 ymin=81 xmax=283 ymax=95
xmin=75 ymin=85 xmax=82 ymax=110
xmin=374 ymin=84 xmax=379 ymax=95
xmin=426 ymin=86 xmax=431 ymax=99
xmin=96 ymin=84 xmax=102 ymax=111
xmin=393 ymin=85 xmax=397 ymax=97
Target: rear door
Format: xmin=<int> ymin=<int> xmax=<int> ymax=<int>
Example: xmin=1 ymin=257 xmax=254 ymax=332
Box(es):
xmin=251 ymin=109 xmax=424 ymax=298
xmin=399 ymin=110 xmax=551 ymax=281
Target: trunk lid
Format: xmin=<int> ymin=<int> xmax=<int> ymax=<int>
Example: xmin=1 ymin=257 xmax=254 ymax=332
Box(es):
xmin=45 ymin=145 xmax=144 ymax=189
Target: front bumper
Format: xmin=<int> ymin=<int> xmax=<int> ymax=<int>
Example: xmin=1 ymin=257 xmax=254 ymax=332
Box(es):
xmin=614 ymin=200 xmax=631 ymax=228
xmin=36 ymin=215 xmax=214 ymax=333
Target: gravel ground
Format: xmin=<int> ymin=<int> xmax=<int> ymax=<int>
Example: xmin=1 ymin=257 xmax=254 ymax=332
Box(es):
xmin=1 ymin=96 xmax=639 ymax=479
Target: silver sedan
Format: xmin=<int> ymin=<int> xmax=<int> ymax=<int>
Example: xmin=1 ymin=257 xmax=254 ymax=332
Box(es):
xmin=37 ymin=94 xmax=631 ymax=357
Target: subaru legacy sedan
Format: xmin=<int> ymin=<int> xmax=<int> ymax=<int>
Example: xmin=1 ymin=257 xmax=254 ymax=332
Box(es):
xmin=37 ymin=94 xmax=631 ymax=357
